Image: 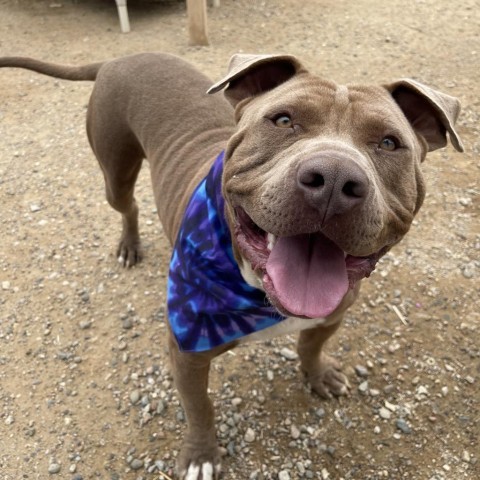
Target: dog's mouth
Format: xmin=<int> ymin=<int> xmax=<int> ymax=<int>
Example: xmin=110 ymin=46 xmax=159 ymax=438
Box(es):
xmin=234 ymin=207 xmax=386 ymax=318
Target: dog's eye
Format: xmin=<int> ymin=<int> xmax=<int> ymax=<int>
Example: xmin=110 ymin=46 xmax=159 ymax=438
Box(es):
xmin=379 ymin=136 xmax=398 ymax=151
xmin=274 ymin=114 xmax=293 ymax=128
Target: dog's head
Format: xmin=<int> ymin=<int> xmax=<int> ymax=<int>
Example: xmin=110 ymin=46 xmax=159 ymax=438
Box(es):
xmin=209 ymin=54 xmax=463 ymax=319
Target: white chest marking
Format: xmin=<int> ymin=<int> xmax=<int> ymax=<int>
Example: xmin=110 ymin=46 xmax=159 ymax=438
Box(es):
xmin=239 ymin=315 xmax=328 ymax=344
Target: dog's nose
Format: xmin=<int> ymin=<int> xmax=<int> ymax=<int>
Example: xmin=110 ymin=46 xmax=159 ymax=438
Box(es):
xmin=297 ymin=156 xmax=369 ymax=222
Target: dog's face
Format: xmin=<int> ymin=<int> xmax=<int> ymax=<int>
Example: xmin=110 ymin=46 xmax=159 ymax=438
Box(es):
xmin=209 ymin=55 xmax=463 ymax=319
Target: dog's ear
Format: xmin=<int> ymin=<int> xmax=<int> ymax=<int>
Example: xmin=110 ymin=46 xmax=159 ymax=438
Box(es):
xmin=208 ymin=54 xmax=305 ymax=106
xmin=386 ymin=79 xmax=464 ymax=152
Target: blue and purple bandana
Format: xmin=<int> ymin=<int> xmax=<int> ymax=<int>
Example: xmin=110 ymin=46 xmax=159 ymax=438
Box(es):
xmin=167 ymin=151 xmax=286 ymax=352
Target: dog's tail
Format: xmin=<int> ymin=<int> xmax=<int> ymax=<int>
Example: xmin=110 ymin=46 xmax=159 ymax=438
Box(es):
xmin=0 ymin=56 xmax=103 ymax=81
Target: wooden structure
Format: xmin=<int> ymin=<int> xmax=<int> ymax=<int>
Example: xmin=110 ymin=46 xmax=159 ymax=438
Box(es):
xmin=114 ymin=0 xmax=220 ymax=45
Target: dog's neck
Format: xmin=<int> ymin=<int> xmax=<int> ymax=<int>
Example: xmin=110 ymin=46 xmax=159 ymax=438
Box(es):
xmin=167 ymin=151 xmax=286 ymax=352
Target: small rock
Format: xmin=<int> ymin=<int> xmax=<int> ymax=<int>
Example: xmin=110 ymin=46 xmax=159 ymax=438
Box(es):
xmin=379 ymin=407 xmax=391 ymax=420
xmin=78 ymin=320 xmax=91 ymax=330
xmin=30 ymin=204 xmax=42 ymax=212
xmin=122 ymin=318 xmax=133 ymax=329
xmin=5 ymin=415 xmax=14 ymax=425
xmin=48 ymin=463 xmax=61 ymax=474
xmin=385 ymin=401 xmax=397 ymax=412
xmin=244 ymin=427 xmax=256 ymax=443
xmin=416 ymin=385 xmax=429 ymax=397
xmin=129 ymin=390 xmax=141 ymax=405
xmin=396 ymin=418 xmax=412 ymax=434
xmin=462 ymin=451 xmax=471 ymax=463
xmin=290 ymin=425 xmax=300 ymax=439
xmin=458 ymin=197 xmax=472 ymax=206
xmin=462 ymin=262 xmax=475 ymax=279
xmin=1 ymin=281 xmax=11 ymax=290
xmin=355 ymin=365 xmax=369 ymax=377
xmin=278 ymin=470 xmax=291 ymax=480
xmin=314 ymin=408 xmax=325 ymax=418
xmin=279 ymin=348 xmax=298 ymax=360
xmin=130 ymin=458 xmax=144 ymax=470
xmin=358 ymin=381 xmax=369 ymax=394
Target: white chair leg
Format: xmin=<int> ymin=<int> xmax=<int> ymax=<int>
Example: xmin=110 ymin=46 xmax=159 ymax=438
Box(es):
xmin=115 ymin=0 xmax=131 ymax=33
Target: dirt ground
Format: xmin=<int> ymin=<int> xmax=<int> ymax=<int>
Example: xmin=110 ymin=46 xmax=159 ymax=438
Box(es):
xmin=0 ymin=0 xmax=479 ymax=479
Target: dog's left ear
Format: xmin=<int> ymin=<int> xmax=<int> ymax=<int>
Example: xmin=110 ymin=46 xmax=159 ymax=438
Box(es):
xmin=208 ymin=54 xmax=305 ymax=106
xmin=386 ymin=79 xmax=464 ymax=152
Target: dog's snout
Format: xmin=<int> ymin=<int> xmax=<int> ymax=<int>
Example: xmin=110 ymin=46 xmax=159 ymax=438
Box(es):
xmin=297 ymin=156 xmax=369 ymax=222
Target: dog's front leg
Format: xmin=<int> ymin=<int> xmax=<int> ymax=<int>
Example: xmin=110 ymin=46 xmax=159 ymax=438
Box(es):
xmin=169 ymin=336 xmax=221 ymax=480
xmin=297 ymin=286 xmax=360 ymax=399
xmin=297 ymin=321 xmax=350 ymax=399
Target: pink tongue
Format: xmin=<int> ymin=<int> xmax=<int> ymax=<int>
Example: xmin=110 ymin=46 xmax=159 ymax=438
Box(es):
xmin=266 ymin=233 xmax=348 ymax=318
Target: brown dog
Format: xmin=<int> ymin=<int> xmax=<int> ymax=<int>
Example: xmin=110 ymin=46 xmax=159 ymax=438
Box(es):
xmin=0 ymin=53 xmax=463 ymax=479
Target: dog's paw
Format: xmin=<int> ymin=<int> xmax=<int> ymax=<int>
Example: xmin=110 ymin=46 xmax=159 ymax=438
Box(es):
xmin=116 ymin=238 xmax=142 ymax=268
xmin=179 ymin=461 xmax=221 ymax=480
xmin=305 ymin=354 xmax=351 ymax=399
xmin=177 ymin=447 xmax=221 ymax=480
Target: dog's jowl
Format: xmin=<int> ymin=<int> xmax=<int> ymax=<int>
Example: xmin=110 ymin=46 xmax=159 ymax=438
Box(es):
xmin=0 ymin=53 xmax=463 ymax=479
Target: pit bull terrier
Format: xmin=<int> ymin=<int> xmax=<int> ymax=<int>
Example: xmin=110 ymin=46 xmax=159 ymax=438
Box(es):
xmin=0 ymin=53 xmax=463 ymax=479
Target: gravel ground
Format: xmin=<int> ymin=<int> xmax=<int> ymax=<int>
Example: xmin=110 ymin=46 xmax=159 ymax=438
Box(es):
xmin=0 ymin=0 xmax=479 ymax=479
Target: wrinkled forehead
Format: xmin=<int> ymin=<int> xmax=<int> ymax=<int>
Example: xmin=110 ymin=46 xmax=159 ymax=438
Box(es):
xmin=245 ymin=74 xmax=409 ymax=128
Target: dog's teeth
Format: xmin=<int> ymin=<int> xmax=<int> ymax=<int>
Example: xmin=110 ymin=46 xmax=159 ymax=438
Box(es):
xmin=267 ymin=233 xmax=276 ymax=251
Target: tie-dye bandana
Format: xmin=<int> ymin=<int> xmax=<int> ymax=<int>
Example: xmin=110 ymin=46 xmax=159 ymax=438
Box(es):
xmin=167 ymin=151 xmax=286 ymax=352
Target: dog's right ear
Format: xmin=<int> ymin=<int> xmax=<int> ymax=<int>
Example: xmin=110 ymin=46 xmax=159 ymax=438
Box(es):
xmin=207 ymin=54 xmax=305 ymax=106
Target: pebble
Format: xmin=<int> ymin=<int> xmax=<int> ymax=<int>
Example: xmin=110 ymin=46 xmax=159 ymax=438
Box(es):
xmin=122 ymin=318 xmax=133 ymax=329
xmin=461 ymin=260 xmax=476 ymax=279
xmin=129 ymin=390 xmax=141 ymax=405
xmin=279 ymin=348 xmax=298 ymax=360
xmin=355 ymin=365 xmax=369 ymax=377
xmin=48 ymin=463 xmax=61 ymax=474
xmin=1 ymin=281 xmax=10 ymax=290
xmin=396 ymin=418 xmax=412 ymax=434
xmin=358 ymin=381 xmax=369 ymax=394
xmin=314 ymin=408 xmax=325 ymax=418
xmin=130 ymin=459 xmax=144 ymax=470
xmin=244 ymin=427 xmax=256 ymax=442
xmin=290 ymin=425 xmax=300 ymax=439
xmin=416 ymin=385 xmax=429 ymax=397
xmin=278 ymin=470 xmax=291 ymax=480
xmin=462 ymin=451 xmax=471 ymax=463
xmin=78 ymin=320 xmax=91 ymax=330
xmin=385 ymin=401 xmax=397 ymax=412
xmin=5 ymin=415 xmax=14 ymax=425
xmin=379 ymin=407 xmax=391 ymax=420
